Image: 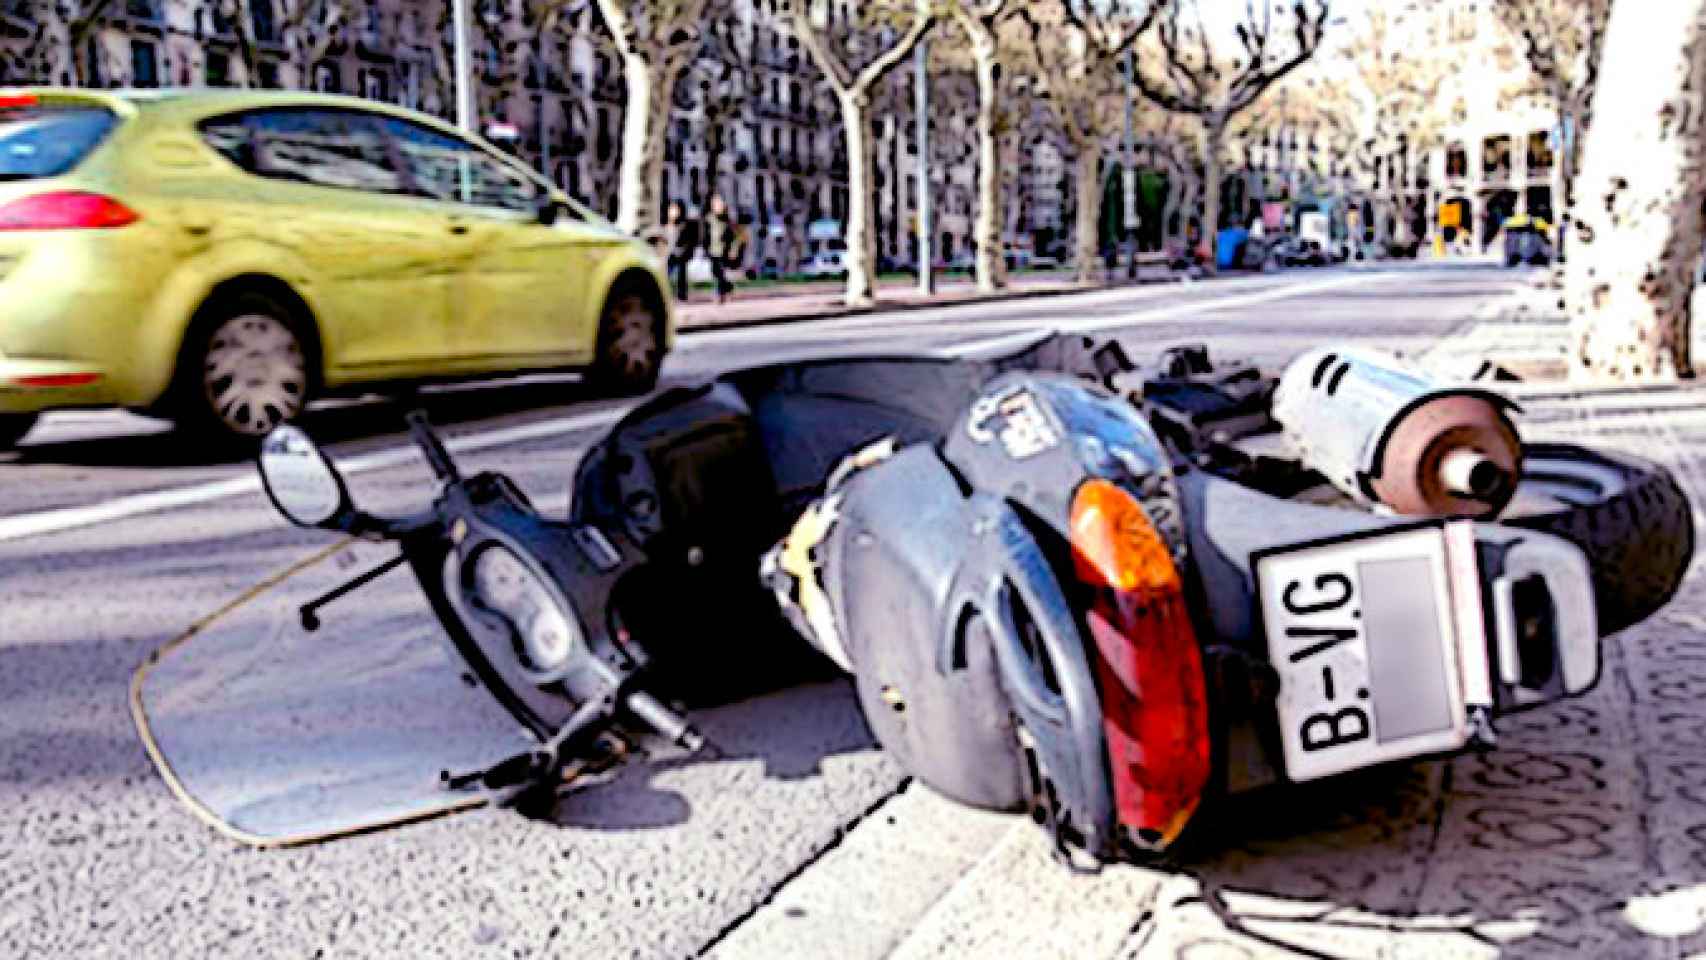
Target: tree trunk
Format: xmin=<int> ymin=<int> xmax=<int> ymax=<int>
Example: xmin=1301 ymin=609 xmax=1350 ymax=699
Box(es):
xmin=612 ymin=52 xmax=673 ymax=235
xmin=1073 ymin=148 xmax=1101 ymax=285
xmin=1183 ymin=175 xmax=1202 ymax=250
xmin=969 ymin=21 xmax=1004 ymax=293
xmin=703 ymin=134 xmax=725 ymax=212
xmin=1559 ymin=117 xmax=1578 ymax=259
xmin=1162 ymin=175 xmax=1183 ymax=248
xmin=1564 ymin=0 xmax=1706 ymax=382
xmin=1200 ymin=119 xmax=1225 ymax=275
xmin=839 ymin=90 xmax=879 ymax=307
xmin=228 ymin=0 xmax=261 ymax=88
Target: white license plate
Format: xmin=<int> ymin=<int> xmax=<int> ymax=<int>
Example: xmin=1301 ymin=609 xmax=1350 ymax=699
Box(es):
xmin=1256 ymin=524 xmax=1491 ymax=782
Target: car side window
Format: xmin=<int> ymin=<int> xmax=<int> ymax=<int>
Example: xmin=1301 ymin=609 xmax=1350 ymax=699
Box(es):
xmin=465 ymin=151 xmax=540 ymax=213
xmin=380 ymin=119 xmax=469 ymax=204
xmin=201 ymin=108 xmax=403 ymax=195
xmin=382 ymin=118 xmax=552 ymax=216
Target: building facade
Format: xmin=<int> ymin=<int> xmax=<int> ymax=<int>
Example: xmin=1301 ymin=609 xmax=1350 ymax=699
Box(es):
xmin=1418 ymin=0 xmax=1562 ymax=252
xmin=0 ymin=0 xmax=1086 ymax=270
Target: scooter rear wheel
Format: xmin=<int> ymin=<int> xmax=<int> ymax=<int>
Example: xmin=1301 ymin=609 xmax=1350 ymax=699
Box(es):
xmin=1501 ymin=443 xmax=1694 ymax=635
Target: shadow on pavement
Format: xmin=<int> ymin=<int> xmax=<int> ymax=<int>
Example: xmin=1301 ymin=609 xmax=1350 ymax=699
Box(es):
xmin=1158 ymin=609 xmax=1706 ymax=958
xmin=541 ymin=681 xmax=879 ymax=833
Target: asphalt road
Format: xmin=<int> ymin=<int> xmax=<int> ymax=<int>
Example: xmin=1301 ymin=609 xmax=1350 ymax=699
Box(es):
xmin=0 ymin=262 xmax=1526 ymax=958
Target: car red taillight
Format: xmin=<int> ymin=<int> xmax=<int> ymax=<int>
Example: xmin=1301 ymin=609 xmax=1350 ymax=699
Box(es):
xmin=11 ymin=372 xmax=100 ymax=388
xmin=1069 ymin=478 xmax=1211 ymax=850
xmin=0 ymin=191 xmax=139 ymax=231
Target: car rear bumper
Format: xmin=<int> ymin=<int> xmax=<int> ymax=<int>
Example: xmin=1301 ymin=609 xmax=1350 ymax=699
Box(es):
xmin=0 ymin=230 xmax=167 ymax=410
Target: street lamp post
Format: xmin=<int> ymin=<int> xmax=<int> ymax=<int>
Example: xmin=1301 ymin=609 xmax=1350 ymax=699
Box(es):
xmin=452 ymin=0 xmax=475 ymax=133
xmin=916 ymin=40 xmax=933 ymax=295
xmin=536 ymin=43 xmax=551 ymax=180
xmin=1122 ymin=45 xmax=1135 ymax=278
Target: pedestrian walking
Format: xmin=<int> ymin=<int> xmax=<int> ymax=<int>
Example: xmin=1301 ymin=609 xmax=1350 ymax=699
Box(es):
xmin=663 ymin=201 xmax=696 ymax=303
xmin=703 ymin=193 xmax=738 ymax=305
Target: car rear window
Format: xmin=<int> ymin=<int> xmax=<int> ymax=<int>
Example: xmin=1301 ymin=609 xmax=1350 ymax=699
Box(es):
xmin=0 ymin=106 xmax=118 ymax=180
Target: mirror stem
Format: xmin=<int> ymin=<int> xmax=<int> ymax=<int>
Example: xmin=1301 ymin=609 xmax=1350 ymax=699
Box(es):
xmin=407 ymin=410 xmax=463 ymax=484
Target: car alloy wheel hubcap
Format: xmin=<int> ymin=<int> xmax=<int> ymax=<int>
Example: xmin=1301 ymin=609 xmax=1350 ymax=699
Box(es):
xmin=607 ymin=297 xmax=657 ymax=378
xmin=204 ymin=314 xmax=307 ymax=435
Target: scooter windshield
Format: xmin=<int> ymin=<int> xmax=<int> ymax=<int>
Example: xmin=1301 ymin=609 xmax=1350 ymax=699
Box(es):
xmin=131 ymin=540 xmax=529 ymax=847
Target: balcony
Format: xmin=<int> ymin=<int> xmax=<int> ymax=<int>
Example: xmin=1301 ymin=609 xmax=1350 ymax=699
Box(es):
xmin=125 ymin=0 xmax=163 ymax=27
xmin=250 ymin=0 xmax=280 ymax=46
xmin=357 ymin=24 xmax=390 ymax=59
xmin=1481 ymin=135 xmax=1513 ymax=186
xmin=1526 ymin=130 xmax=1556 ymax=177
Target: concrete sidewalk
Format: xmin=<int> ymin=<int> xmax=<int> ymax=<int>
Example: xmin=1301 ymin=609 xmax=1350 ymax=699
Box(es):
xmin=708 ymin=297 xmax=1706 ymax=959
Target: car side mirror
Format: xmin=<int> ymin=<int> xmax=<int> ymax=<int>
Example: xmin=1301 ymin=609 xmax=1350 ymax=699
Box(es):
xmin=259 ymin=426 xmax=354 ymax=529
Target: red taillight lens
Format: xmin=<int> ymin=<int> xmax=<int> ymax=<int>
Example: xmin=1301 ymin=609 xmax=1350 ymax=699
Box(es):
xmin=0 ymin=191 xmax=139 ymax=231
xmin=12 ymin=372 xmax=100 ymax=388
xmin=1070 ymin=478 xmax=1211 ymax=850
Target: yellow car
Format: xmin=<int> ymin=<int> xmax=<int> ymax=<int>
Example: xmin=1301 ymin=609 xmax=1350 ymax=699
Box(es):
xmin=0 ymin=88 xmax=674 ymax=448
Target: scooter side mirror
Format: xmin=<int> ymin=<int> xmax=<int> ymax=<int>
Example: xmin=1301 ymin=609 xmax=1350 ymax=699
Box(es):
xmin=259 ymin=425 xmax=354 ymax=530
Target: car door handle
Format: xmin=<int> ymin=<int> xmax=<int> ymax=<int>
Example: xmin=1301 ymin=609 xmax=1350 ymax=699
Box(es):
xmin=449 ymin=223 xmax=470 ymax=236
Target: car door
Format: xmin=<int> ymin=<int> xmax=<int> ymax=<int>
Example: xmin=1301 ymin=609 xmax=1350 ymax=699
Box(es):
xmin=199 ymin=107 xmax=460 ymax=377
xmin=382 ymin=118 xmax=595 ymax=367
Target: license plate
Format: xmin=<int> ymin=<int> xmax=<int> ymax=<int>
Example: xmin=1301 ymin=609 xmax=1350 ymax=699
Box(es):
xmin=1256 ymin=524 xmax=1491 ymax=782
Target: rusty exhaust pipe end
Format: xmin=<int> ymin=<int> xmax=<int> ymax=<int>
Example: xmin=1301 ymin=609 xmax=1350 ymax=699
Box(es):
xmin=1368 ymin=393 xmax=1521 ymax=518
xmin=1274 ymin=348 xmax=1523 ymax=519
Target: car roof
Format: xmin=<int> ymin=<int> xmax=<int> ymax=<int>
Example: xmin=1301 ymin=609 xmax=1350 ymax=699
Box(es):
xmin=126 ymin=88 xmax=461 ymax=130
xmin=0 ymin=86 xmax=474 ymax=140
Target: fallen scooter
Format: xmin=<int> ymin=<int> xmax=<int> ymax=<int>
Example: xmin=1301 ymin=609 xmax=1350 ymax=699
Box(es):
xmin=131 ymin=334 xmax=1692 ymax=862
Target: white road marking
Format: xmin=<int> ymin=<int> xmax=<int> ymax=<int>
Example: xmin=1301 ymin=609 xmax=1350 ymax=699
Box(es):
xmin=687 ymin=273 xmax=1277 ymax=346
xmin=1057 ymin=269 xmax=1387 ymax=333
xmin=0 ymin=272 xmax=1400 ymax=544
xmin=682 ymin=277 xmax=1201 ymax=346
xmin=0 ymin=408 xmax=625 ymax=544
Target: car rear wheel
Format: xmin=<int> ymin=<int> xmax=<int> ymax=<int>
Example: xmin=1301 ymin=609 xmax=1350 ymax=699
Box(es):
xmin=180 ymin=293 xmax=311 ymax=441
xmin=0 ymin=412 xmax=38 ymax=450
xmin=587 ymin=290 xmax=663 ymax=395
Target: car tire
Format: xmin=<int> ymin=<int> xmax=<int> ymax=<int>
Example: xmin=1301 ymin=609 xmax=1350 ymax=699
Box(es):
xmin=587 ymin=286 xmax=664 ymax=396
xmin=175 ymin=291 xmax=312 ymax=443
xmin=1504 ymin=443 xmax=1695 ymax=635
xmin=0 ymin=412 xmax=38 ymax=450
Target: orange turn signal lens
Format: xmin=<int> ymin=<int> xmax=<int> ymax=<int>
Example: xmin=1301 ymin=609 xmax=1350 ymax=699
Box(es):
xmin=1070 ymin=478 xmax=1178 ymax=594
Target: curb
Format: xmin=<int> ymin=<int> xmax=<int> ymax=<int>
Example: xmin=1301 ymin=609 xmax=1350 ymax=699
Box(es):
xmin=676 ymin=274 xmax=1190 ymax=334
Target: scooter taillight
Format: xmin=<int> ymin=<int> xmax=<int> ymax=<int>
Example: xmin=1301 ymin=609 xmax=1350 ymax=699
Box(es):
xmin=1069 ymin=478 xmax=1211 ymax=850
